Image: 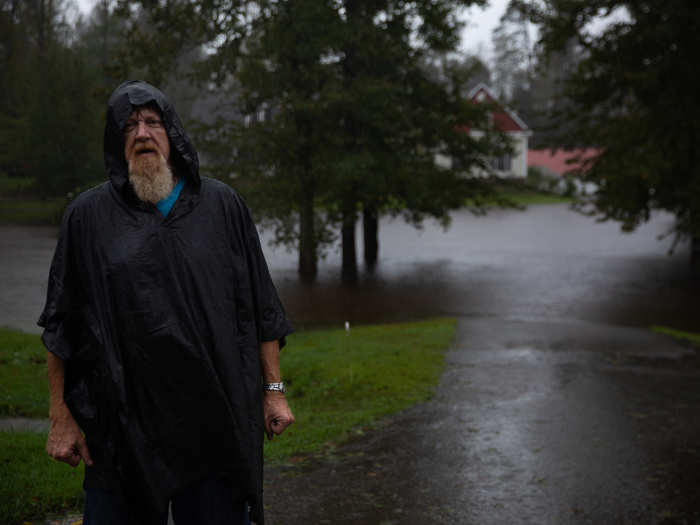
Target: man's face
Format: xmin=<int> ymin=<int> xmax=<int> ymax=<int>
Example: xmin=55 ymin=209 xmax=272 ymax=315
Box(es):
xmin=123 ymin=107 xmax=170 ymax=166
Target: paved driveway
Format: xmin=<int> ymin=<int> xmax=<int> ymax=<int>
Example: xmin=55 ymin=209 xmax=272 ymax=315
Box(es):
xmin=264 ymin=317 xmax=700 ymax=524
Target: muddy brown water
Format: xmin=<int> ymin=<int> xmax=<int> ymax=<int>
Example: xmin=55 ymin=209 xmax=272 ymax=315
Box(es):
xmin=2 ymin=204 xmax=699 ymax=524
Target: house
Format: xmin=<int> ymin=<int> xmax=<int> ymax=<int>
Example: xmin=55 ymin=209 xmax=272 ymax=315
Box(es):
xmin=527 ymin=148 xmax=599 ymax=177
xmin=528 ymin=148 xmax=600 ymax=195
xmin=467 ymin=83 xmax=532 ymax=178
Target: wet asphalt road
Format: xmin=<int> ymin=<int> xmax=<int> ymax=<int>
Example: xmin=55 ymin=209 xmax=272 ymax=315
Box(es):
xmin=2 ymin=204 xmax=700 ymax=524
xmin=264 ymin=319 xmax=700 ymax=524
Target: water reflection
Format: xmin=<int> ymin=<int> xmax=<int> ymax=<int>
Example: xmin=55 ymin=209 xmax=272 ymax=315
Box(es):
xmin=263 ymin=206 xmax=698 ymax=331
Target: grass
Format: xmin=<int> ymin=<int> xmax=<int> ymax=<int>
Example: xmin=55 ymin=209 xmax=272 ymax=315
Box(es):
xmin=464 ymin=183 xmax=575 ymax=209
xmin=0 ymin=318 xmax=455 ymax=523
xmin=0 ymin=431 xmax=85 ymax=525
xmin=499 ymin=190 xmax=573 ymax=206
xmin=0 ymin=174 xmax=36 ymax=194
xmin=0 ymin=197 xmax=66 ymax=225
xmin=264 ymin=318 xmax=456 ymax=461
xmin=0 ymin=327 xmax=49 ymax=417
xmin=651 ymin=326 xmax=700 ymax=347
xmin=0 ymin=174 xmax=66 ymax=225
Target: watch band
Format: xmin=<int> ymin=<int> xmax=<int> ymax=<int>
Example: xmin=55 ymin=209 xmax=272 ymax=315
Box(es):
xmin=263 ymin=382 xmax=286 ymax=394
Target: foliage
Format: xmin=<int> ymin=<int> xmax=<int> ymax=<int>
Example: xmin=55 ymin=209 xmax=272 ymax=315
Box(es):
xmin=491 ymin=4 xmax=533 ymax=101
xmin=0 ymin=0 xmax=107 ymax=197
xmin=512 ymin=0 xmax=700 ymax=265
xmin=0 ymin=431 xmax=85 ymax=525
xmin=490 ymin=4 xmax=581 ymax=149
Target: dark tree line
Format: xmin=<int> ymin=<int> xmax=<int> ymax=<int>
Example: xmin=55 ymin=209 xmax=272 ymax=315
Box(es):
xmin=0 ymin=0 xmax=130 ymax=196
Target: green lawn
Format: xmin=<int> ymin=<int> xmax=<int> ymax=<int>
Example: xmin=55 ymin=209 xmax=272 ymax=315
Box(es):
xmin=0 ymin=174 xmax=66 ymax=225
xmin=500 ymin=190 xmax=573 ymax=206
xmin=0 ymin=174 xmax=36 ymax=194
xmin=0 ymin=197 xmax=66 ymax=225
xmin=651 ymin=325 xmax=700 ymax=346
xmin=464 ymin=188 xmax=574 ymax=210
xmin=0 ymin=318 xmax=455 ymax=524
xmin=0 ymin=432 xmax=85 ymax=525
xmin=265 ymin=318 xmax=455 ymax=461
xmin=0 ymin=327 xmax=49 ymax=417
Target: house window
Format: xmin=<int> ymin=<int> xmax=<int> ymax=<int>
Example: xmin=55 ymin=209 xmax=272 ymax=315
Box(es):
xmin=491 ymin=155 xmax=512 ymax=172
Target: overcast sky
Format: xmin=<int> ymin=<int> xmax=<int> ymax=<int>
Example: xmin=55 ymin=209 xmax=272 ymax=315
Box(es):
xmin=74 ymin=0 xmax=510 ymax=60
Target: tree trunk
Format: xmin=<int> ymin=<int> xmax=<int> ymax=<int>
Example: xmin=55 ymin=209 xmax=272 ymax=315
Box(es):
xmin=298 ymin=191 xmax=317 ymax=283
xmin=692 ymin=235 xmax=700 ymax=278
xmin=363 ymin=204 xmax=378 ymax=268
xmin=342 ymin=208 xmax=358 ymax=283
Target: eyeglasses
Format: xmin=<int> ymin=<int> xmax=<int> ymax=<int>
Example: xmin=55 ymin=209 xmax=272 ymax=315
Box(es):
xmin=124 ymin=117 xmax=164 ymax=134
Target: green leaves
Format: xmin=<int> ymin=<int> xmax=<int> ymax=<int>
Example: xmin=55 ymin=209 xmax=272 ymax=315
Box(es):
xmin=520 ymin=0 xmax=700 ymax=252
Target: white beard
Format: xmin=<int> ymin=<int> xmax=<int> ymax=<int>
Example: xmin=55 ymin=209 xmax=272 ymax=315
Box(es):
xmin=128 ymin=153 xmax=175 ymax=204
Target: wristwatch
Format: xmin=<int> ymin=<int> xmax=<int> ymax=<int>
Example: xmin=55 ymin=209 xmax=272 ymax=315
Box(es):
xmin=263 ymin=382 xmax=286 ymax=394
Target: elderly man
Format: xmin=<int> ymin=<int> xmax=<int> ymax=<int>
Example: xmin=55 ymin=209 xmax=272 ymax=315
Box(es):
xmin=39 ymin=80 xmax=294 ymax=525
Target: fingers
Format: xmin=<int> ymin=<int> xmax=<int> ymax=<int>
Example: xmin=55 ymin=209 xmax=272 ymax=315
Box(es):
xmin=267 ymin=411 xmax=294 ymax=439
xmin=47 ymin=444 xmax=81 ymax=467
xmin=263 ymin=395 xmax=295 ymax=441
xmin=77 ymin=438 xmax=94 ymax=467
xmin=46 ymin=428 xmax=93 ymax=467
xmin=271 ymin=412 xmax=294 ymax=435
xmin=65 ymin=451 xmax=82 ymax=468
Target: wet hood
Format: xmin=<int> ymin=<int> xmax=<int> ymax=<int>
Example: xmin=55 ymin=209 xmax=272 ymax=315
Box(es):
xmin=104 ymin=80 xmax=200 ymax=193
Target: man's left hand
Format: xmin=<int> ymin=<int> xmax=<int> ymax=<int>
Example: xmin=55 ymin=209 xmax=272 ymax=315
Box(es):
xmin=263 ymin=392 xmax=294 ymax=440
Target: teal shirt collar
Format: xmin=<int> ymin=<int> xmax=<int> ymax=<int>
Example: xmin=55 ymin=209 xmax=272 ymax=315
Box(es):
xmin=156 ymin=178 xmax=185 ymax=217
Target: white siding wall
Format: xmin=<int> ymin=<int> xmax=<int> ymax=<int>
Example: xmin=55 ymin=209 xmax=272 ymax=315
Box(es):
xmin=434 ymin=130 xmax=530 ymax=178
xmin=509 ymin=131 xmax=529 ymax=178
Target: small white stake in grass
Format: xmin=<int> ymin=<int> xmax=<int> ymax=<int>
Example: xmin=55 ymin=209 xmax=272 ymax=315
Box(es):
xmin=345 ymin=321 xmax=350 ymax=335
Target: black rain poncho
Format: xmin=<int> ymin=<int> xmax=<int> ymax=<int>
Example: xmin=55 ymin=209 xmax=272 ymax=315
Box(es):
xmin=38 ymin=80 xmax=292 ymax=524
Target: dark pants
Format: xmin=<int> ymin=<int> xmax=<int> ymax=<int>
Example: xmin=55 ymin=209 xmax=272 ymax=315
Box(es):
xmin=83 ymin=475 xmax=251 ymax=525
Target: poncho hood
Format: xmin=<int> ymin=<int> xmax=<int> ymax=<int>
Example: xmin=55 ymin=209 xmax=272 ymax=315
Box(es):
xmin=104 ymin=80 xmax=200 ymax=194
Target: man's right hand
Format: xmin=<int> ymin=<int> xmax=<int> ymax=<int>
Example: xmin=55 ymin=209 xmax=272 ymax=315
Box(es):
xmin=46 ymin=412 xmax=93 ymax=467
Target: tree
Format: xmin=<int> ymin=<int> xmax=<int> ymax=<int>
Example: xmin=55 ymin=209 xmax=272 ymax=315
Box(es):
xmin=514 ymin=0 xmax=700 ymax=273
xmin=0 ymin=0 xmax=104 ymax=195
xmin=358 ymin=51 xmax=494 ymax=271
xmin=524 ymin=36 xmax=580 ymax=148
xmin=326 ymin=1 xmax=509 ymax=282
xmin=118 ymin=0 xmax=508 ymax=283
xmin=491 ymin=4 xmax=533 ymax=101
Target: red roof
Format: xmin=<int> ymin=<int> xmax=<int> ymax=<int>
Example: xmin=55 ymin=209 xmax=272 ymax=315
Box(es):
xmin=468 ymin=85 xmax=528 ymax=132
xmin=493 ymin=111 xmax=524 ymax=132
xmin=528 ymin=149 xmax=600 ymax=176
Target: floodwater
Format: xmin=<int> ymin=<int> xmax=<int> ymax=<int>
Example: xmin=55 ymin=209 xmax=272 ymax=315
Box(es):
xmin=1 ymin=204 xmax=697 ymax=332
xmin=273 ymin=204 xmax=698 ymax=332
xmin=3 ymin=204 xmax=700 ymax=524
